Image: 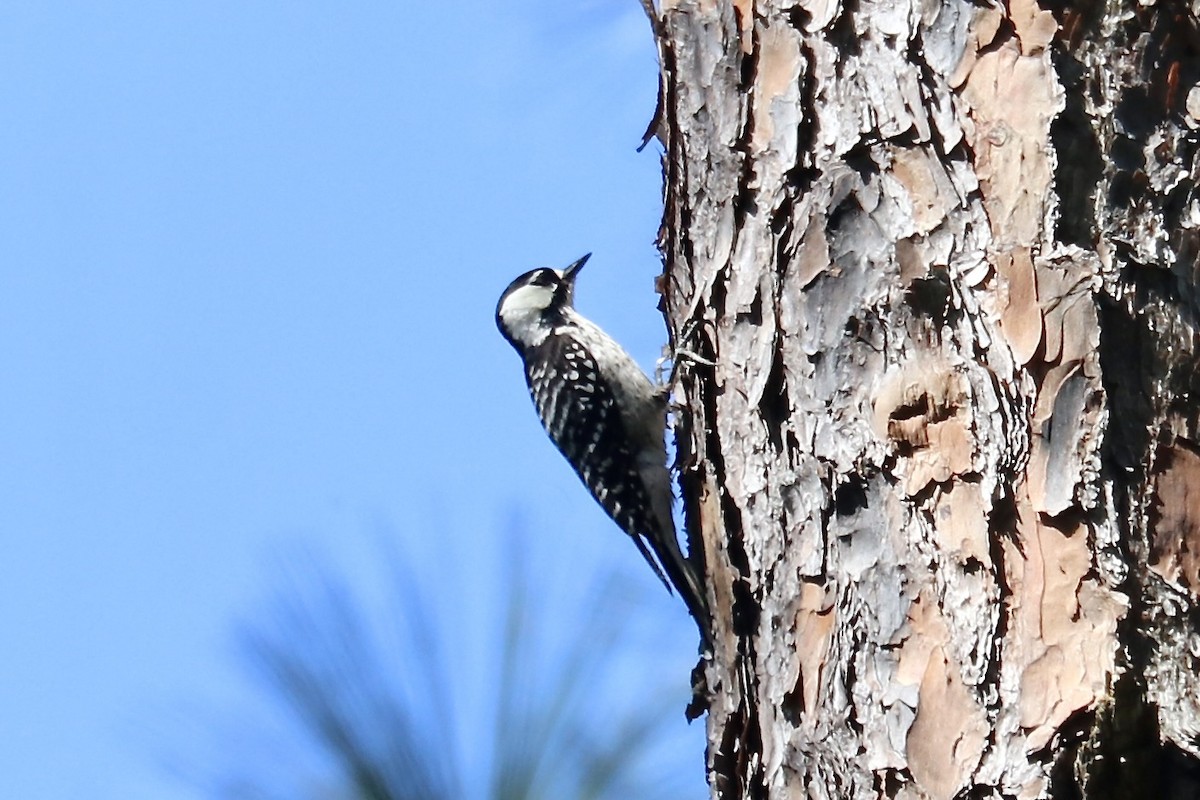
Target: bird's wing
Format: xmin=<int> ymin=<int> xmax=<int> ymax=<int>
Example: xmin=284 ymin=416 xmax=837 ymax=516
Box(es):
xmin=525 ymin=332 xmax=672 ymax=592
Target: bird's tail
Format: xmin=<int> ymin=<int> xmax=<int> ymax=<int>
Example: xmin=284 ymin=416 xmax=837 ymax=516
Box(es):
xmin=650 ymin=530 xmax=712 ymax=648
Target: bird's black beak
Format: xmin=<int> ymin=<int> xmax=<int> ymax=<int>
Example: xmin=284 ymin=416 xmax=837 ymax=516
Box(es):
xmin=563 ymin=253 xmax=591 ymax=283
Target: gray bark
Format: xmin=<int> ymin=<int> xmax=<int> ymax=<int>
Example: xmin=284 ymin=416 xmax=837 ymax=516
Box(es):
xmin=646 ymin=0 xmax=1200 ymax=797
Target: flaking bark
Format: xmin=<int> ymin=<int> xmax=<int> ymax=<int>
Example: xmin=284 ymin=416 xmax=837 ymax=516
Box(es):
xmin=647 ymin=0 xmax=1200 ymax=797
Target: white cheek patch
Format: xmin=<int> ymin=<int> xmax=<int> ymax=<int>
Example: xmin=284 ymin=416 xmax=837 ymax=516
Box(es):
xmin=501 ymin=283 xmax=555 ymax=317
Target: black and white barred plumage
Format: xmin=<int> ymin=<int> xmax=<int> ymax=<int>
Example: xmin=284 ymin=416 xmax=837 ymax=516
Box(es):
xmin=496 ymin=254 xmax=709 ymax=640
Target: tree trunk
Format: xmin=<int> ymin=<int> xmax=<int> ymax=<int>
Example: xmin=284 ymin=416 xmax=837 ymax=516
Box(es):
xmin=648 ymin=0 xmax=1200 ymax=797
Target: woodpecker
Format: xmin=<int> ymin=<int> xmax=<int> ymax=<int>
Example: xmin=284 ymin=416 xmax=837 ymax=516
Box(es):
xmin=496 ymin=254 xmax=710 ymax=642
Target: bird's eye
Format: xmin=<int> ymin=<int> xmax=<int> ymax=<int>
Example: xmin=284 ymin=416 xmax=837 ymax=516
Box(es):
xmin=531 ymin=269 xmax=557 ymax=287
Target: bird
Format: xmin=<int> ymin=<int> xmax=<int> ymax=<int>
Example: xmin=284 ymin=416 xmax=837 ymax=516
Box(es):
xmin=495 ymin=253 xmax=710 ymax=642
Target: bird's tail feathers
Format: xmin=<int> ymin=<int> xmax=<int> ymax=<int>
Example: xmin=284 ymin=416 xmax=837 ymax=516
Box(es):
xmin=646 ymin=531 xmax=712 ymax=647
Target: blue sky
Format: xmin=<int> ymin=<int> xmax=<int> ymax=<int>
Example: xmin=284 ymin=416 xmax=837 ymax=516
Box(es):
xmin=0 ymin=3 xmax=705 ymax=797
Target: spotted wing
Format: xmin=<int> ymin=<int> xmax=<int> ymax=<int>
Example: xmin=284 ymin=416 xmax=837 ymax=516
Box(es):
xmin=525 ymin=332 xmax=671 ymax=591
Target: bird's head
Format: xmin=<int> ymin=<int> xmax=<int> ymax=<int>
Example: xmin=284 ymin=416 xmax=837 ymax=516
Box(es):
xmin=495 ymin=253 xmax=590 ymax=349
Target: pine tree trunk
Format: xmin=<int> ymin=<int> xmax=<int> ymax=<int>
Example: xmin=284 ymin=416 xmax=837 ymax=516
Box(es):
xmin=648 ymin=0 xmax=1200 ymax=797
